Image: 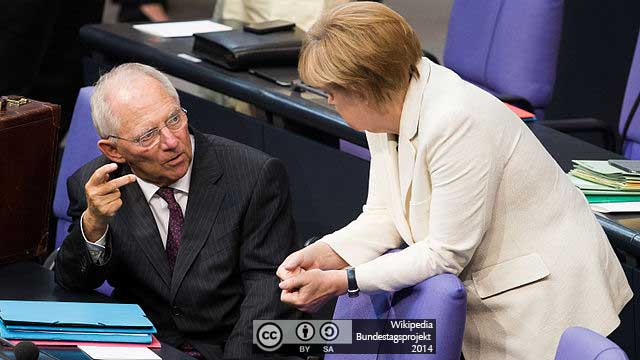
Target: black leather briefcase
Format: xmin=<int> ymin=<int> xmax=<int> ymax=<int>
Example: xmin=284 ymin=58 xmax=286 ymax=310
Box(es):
xmin=193 ymin=27 xmax=305 ymax=70
xmin=0 ymin=96 xmax=60 ymax=264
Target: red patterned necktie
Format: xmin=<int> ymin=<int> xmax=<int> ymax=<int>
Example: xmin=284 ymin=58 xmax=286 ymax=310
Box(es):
xmin=156 ymin=187 xmax=183 ymax=272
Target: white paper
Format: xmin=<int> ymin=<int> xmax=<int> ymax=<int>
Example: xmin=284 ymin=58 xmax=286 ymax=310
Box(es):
xmin=591 ymin=202 xmax=640 ymax=213
xmin=133 ymin=20 xmax=232 ymax=38
xmin=78 ymin=346 xmax=161 ymax=360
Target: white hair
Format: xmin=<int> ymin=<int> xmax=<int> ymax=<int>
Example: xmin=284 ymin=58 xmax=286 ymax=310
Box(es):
xmin=90 ymin=63 xmax=179 ymax=138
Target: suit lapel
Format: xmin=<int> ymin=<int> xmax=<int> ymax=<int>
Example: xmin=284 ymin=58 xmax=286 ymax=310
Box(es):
xmin=170 ymin=130 xmax=224 ymax=301
xmin=398 ymin=58 xmax=431 ymax=210
xmin=382 ymin=135 xmax=414 ymax=244
xmin=117 ymin=165 xmax=172 ymax=288
xmin=398 ymin=137 xmax=417 ymax=211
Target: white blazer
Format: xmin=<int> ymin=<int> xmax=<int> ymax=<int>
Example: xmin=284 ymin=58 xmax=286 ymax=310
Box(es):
xmin=321 ymin=58 xmax=633 ymax=360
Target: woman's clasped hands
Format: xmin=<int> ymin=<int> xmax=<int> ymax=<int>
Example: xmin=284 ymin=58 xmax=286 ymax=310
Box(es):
xmin=276 ymin=242 xmax=349 ymax=313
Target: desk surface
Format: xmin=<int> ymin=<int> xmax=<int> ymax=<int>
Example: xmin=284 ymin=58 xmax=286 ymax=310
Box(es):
xmin=0 ymin=262 xmax=110 ymax=302
xmin=0 ymin=262 xmax=192 ymax=360
xmin=80 ymin=23 xmax=621 ymax=170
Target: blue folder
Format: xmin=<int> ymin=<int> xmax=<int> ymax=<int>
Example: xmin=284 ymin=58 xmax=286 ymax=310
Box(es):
xmin=0 ymin=321 xmax=152 ymax=343
xmin=5 ymin=325 xmax=154 ymax=334
xmin=0 ymin=300 xmax=155 ymax=343
xmin=0 ymin=301 xmax=154 ymax=329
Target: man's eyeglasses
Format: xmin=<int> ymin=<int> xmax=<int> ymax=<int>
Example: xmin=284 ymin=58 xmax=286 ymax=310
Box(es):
xmin=108 ymin=107 xmax=188 ymax=148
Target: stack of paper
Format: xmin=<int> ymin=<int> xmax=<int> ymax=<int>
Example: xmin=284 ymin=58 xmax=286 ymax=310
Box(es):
xmin=569 ymin=160 xmax=640 ymax=212
xmin=0 ymin=301 xmax=156 ymax=344
xmin=569 ymin=160 xmax=640 ymax=190
xmin=570 ymin=173 xmax=640 ymax=196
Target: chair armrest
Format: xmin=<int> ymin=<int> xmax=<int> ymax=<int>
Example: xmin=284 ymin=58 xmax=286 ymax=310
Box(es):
xmin=538 ymin=117 xmax=612 ymax=132
xmin=595 ymin=213 xmax=640 ymax=259
xmin=538 ymin=117 xmax=617 ymax=151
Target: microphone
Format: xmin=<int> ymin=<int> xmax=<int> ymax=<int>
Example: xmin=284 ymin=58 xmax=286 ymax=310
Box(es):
xmin=0 ymin=338 xmax=39 ymax=360
xmin=0 ymin=337 xmax=60 ymax=360
xmin=13 ymin=342 xmax=39 ymax=360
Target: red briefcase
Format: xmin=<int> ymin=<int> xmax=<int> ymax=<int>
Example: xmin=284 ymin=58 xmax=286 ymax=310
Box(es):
xmin=0 ymin=96 xmax=60 ymax=264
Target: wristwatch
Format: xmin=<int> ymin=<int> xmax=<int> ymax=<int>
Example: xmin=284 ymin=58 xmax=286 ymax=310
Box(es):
xmin=346 ymin=267 xmax=360 ymax=298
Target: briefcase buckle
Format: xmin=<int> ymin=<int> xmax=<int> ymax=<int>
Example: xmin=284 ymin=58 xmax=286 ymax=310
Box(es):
xmin=0 ymin=96 xmax=30 ymax=111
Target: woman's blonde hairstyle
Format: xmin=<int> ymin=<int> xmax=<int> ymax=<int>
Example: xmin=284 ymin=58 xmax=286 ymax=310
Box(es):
xmin=299 ymin=1 xmax=422 ymax=107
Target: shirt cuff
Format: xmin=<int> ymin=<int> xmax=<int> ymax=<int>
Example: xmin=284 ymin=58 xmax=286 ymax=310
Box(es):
xmin=80 ymin=212 xmax=108 ymax=264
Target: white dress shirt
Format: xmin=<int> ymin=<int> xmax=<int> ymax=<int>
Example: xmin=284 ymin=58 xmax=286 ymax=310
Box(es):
xmin=82 ymin=135 xmax=195 ymax=263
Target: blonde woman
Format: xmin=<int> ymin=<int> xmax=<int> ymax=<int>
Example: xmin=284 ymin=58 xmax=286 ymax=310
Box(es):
xmin=276 ymin=2 xmax=632 ymax=359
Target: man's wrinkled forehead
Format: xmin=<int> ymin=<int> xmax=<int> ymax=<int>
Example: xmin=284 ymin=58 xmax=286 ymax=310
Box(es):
xmin=104 ymin=73 xmax=165 ymax=106
xmin=109 ymin=76 xmax=176 ymax=114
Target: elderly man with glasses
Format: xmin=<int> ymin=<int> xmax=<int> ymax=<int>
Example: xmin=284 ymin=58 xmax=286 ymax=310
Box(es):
xmin=54 ymin=63 xmax=300 ymax=359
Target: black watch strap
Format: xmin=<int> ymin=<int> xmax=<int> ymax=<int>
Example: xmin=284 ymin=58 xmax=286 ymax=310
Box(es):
xmin=346 ymin=267 xmax=359 ymax=297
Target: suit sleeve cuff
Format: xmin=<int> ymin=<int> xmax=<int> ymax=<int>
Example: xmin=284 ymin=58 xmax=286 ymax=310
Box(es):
xmin=80 ymin=213 xmax=108 ymax=264
xmin=318 ymin=234 xmax=390 ymax=267
xmin=318 ymin=236 xmax=362 ymax=267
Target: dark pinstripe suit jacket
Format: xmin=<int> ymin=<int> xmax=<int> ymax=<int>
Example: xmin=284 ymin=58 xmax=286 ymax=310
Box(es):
xmin=55 ymin=129 xmax=301 ymax=359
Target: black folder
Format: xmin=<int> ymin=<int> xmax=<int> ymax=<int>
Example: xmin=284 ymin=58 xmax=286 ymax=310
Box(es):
xmin=193 ymin=27 xmax=305 ymax=70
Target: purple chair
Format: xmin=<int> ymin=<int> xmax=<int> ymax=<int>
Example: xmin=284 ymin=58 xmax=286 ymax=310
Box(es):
xmin=47 ymin=86 xmax=113 ymax=296
xmin=52 ymin=87 xmax=100 ymax=251
xmin=443 ymin=0 xmax=564 ymax=119
xmin=554 ymin=327 xmax=629 ymax=360
xmin=326 ymin=272 xmax=467 ymax=360
xmin=619 ymin=31 xmax=640 ymax=159
xmin=540 ymin=30 xmax=639 ymax=152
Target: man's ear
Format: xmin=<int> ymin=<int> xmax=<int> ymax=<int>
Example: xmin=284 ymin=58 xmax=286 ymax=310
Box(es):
xmin=97 ymin=139 xmax=127 ymax=164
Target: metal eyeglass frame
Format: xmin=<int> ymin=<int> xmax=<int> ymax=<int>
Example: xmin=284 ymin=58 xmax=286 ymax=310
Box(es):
xmin=107 ymin=107 xmax=188 ymax=147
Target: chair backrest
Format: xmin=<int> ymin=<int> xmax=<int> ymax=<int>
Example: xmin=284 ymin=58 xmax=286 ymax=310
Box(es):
xmin=51 ymin=86 xmax=112 ymax=297
xmin=619 ymin=30 xmax=640 ymax=159
xmin=554 ymin=327 xmax=629 ymax=360
xmin=443 ymin=0 xmax=564 ymax=117
xmin=327 ymin=272 xmax=467 ymax=360
xmin=53 ymin=86 xmax=101 ymax=249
